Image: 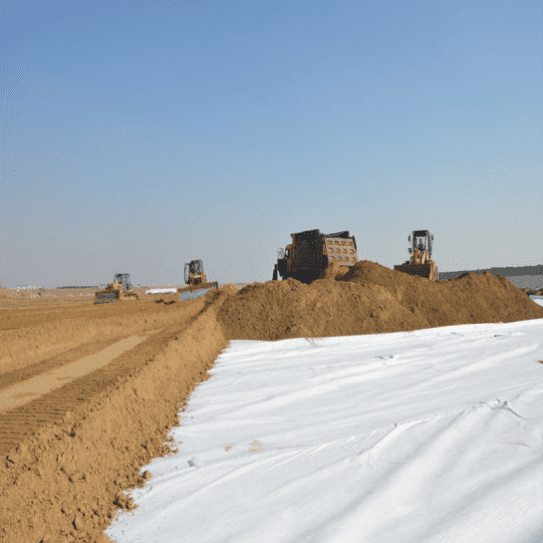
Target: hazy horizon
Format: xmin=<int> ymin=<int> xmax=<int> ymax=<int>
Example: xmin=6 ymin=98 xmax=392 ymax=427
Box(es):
xmin=1 ymin=1 xmax=541 ymax=288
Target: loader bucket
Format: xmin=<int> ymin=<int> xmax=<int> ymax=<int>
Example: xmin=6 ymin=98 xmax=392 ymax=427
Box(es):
xmin=178 ymin=282 xmax=218 ymax=302
xmin=393 ymin=263 xmax=439 ymax=281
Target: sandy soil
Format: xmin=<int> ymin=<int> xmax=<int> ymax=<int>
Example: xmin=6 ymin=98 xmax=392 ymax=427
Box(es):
xmin=1 ymin=336 xmax=148 ymax=413
xmin=217 ymin=262 xmax=543 ymax=341
xmin=0 ymin=268 xmax=542 ymax=542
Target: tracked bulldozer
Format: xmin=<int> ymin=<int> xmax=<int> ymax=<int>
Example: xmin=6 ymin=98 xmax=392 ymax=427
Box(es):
xmin=273 ymin=229 xmax=358 ymax=284
xmin=94 ymin=273 xmax=140 ymax=304
xmin=394 ymin=230 xmax=439 ymax=280
xmin=178 ymin=259 xmax=218 ymax=302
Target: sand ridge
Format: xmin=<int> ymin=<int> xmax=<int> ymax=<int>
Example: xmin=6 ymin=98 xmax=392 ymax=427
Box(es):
xmin=217 ymin=262 xmax=543 ymax=341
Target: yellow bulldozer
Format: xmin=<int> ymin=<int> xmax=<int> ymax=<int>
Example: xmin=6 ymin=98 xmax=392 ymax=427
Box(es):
xmin=273 ymin=229 xmax=358 ymax=284
xmin=177 ymin=259 xmax=218 ymax=301
xmin=394 ymin=230 xmax=439 ymax=280
xmin=94 ymin=273 xmax=140 ymax=304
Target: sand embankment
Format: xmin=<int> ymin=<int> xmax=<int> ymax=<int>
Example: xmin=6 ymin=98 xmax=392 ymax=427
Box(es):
xmin=0 ymin=287 xmax=233 ymax=543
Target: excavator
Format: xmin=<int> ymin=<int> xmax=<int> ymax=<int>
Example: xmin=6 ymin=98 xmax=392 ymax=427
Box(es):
xmin=94 ymin=273 xmax=140 ymax=304
xmin=273 ymin=229 xmax=358 ymax=284
xmin=394 ymin=230 xmax=439 ymax=280
xmin=178 ymin=259 xmax=218 ymax=302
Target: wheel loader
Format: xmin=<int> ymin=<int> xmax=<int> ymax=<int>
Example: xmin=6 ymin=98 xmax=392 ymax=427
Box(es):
xmin=273 ymin=229 xmax=358 ymax=284
xmin=393 ymin=230 xmax=439 ymax=280
xmin=94 ymin=273 xmax=140 ymax=304
xmin=178 ymin=259 xmax=218 ymax=302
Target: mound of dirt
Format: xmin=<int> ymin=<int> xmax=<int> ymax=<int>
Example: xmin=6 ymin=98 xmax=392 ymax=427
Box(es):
xmin=318 ymin=261 xmax=351 ymax=281
xmin=217 ymin=261 xmax=543 ymax=341
xmin=341 ymin=262 xmax=543 ymax=325
xmin=217 ymin=278 xmax=425 ymax=341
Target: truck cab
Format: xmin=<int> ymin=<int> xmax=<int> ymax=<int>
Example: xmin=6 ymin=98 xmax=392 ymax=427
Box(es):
xmin=184 ymin=259 xmax=207 ymax=286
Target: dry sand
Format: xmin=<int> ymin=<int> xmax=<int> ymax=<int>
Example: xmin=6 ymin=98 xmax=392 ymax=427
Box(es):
xmin=217 ymin=262 xmax=543 ymax=340
xmin=0 ymin=265 xmax=542 ymax=542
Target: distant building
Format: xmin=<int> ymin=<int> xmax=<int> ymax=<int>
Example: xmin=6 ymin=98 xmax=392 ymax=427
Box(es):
xmin=13 ymin=285 xmax=35 ymax=290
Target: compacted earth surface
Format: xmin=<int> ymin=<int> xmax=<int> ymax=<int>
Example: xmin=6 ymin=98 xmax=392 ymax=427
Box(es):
xmin=1 ymin=262 xmax=542 ymax=542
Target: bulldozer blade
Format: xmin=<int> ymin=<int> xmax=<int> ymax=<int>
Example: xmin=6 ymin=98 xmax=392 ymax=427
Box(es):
xmin=178 ymin=282 xmax=218 ymax=302
xmin=93 ymin=291 xmax=120 ymax=304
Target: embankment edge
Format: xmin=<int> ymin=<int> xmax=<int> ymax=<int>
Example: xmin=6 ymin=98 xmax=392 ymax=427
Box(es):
xmin=0 ymin=300 xmax=229 ymax=543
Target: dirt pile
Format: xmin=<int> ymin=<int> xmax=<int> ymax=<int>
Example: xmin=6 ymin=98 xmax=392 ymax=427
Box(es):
xmin=217 ymin=261 xmax=543 ymax=341
xmin=318 ymin=261 xmax=350 ymax=281
xmin=217 ymin=278 xmax=425 ymax=340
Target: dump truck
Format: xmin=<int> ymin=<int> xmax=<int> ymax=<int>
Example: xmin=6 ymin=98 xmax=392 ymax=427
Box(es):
xmin=94 ymin=273 xmax=140 ymax=304
xmin=178 ymin=259 xmax=218 ymax=302
xmin=273 ymin=229 xmax=358 ymax=284
xmin=393 ymin=230 xmax=439 ymax=280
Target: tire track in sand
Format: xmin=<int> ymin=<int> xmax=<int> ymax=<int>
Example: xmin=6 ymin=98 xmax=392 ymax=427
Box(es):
xmin=0 ymin=326 xmax=182 ymax=457
xmin=0 ymin=336 xmax=147 ymax=413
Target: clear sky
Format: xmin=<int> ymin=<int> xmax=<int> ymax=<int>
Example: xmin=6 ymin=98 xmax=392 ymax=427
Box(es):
xmin=1 ymin=0 xmax=541 ymax=288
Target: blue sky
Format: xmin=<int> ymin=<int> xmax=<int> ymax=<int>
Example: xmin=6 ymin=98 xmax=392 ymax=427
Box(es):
xmin=1 ymin=0 xmax=541 ymax=287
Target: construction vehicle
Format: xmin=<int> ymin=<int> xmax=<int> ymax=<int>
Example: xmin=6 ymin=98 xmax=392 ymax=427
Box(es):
xmin=273 ymin=229 xmax=358 ymax=284
xmin=393 ymin=230 xmax=439 ymax=280
xmin=178 ymin=259 xmax=218 ymax=302
xmin=94 ymin=273 xmax=140 ymax=304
